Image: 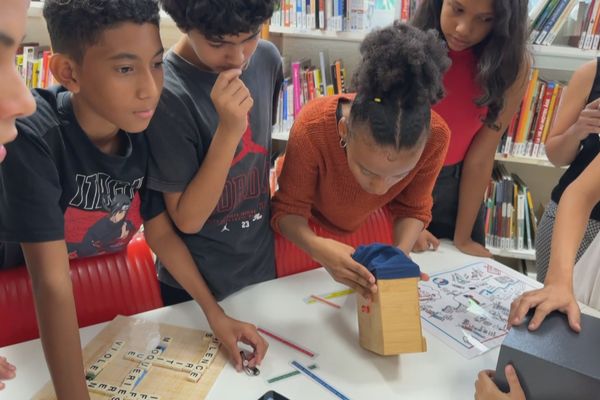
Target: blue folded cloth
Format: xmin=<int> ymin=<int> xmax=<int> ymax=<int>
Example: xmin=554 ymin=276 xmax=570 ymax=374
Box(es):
xmin=352 ymin=243 xmax=421 ymax=280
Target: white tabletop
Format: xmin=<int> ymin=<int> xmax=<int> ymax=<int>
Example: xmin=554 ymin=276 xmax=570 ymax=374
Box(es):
xmin=2 ymin=241 xmax=598 ymax=400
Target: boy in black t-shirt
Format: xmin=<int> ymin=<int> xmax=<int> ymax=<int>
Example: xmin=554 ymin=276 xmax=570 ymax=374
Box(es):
xmin=144 ymin=0 xmax=282 ymax=372
xmin=0 ymin=1 xmax=206 ymax=398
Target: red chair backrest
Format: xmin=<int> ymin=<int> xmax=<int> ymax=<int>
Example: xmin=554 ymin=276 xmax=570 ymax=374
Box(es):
xmin=275 ymin=207 xmax=394 ymax=277
xmin=0 ymin=233 xmax=162 ymax=347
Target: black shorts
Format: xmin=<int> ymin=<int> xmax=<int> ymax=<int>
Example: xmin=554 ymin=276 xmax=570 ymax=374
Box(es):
xmin=428 ymin=162 xmax=486 ymax=246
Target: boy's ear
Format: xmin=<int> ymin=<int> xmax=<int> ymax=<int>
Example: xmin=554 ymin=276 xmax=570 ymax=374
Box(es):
xmin=49 ymin=53 xmax=81 ymax=94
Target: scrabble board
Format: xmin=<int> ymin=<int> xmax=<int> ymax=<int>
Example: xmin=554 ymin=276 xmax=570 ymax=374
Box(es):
xmin=34 ymin=315 xmax=227 ymax=400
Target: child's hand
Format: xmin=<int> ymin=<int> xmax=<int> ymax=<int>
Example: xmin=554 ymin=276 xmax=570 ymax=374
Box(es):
xmin=412 ymin=229 xmax=440 ymax=252
xmin=208 ymin=313 xmax=268 ymax=373
xmin=571 ymin=98 xmax=600 ymax=141
xmin=211 ymin=69 xmax=253 ymax=141
xmin=454 ymin=238 xmax=492 ymax=258
xmin=475 ymin=365 xmax=525 ymax=400
xmin=509 ymin=283 xmax=581 ymax=332
xmin=312 ymin=238 xmax=377 ymax=301
xmin=0 ymin=356 xmax=16 ymax=390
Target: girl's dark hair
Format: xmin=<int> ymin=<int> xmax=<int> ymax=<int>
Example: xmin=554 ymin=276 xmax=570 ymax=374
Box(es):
xmin=160 ymin=0 xmax=277 ymax=39
xmin=412 ymin=0 xmax=529 ymax=124
xmin=350 ymin=21 xmax=450 ymax=150
xmin=43 ymin=0 xmax=160 ymax=62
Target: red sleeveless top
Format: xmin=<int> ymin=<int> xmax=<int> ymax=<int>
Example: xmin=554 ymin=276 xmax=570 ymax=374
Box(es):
xmin=433 ymin=48 xmax=488 ymax=166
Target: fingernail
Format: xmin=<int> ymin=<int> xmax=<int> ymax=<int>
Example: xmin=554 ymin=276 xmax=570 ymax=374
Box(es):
xmin=528 ymin=323 xmax=535 ymax=329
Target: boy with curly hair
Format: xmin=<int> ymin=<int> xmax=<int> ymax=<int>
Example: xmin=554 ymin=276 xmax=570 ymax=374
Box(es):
xmin=144 ymin=0 xmax=283 ymax=370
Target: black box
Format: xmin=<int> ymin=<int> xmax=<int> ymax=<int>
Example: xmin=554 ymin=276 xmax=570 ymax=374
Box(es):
xmin=495 ymin=311 xmax=600 ymax=400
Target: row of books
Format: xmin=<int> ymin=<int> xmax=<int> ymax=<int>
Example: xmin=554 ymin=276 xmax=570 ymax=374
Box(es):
xmin=274 ymin=53 xmax=348 ymax=134
xmin=15 ymin=44 xmax=54 ymax=89
xmin=270 ymin=0 xmax=419 ymax=32
xmin=484 ymin=164 xmax=537 ymax=252
xmin=497 ymin=69 xmax=565 ymax=159
xmin=528 ymin=0 xmax=578 ymax=46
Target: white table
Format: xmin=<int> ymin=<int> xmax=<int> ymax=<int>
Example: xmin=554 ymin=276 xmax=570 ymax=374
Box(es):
xmin=2 ymin=242 xmax=599 ymax=399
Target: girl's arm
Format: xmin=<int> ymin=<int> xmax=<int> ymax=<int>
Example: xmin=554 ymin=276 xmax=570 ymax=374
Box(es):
xmin=394 ymin=217 xmax=425 ymax=255
xmin=277 ymin=214 xmax=377 ymax=299
xmin=454 ymin=61 xmax=530 ymax=257
xmin=510 ymin=152 xmax=600 ymax=332
xmin=545 ymin=60 xmax=599 ymax=167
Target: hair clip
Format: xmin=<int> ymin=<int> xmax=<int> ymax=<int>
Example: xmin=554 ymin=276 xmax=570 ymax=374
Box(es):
xmin=373 ymin=97 xmax=382 ymax=103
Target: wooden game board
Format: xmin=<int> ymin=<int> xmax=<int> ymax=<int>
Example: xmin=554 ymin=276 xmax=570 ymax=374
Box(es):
xmin=34 ymin=315 xmax=227 ymax=400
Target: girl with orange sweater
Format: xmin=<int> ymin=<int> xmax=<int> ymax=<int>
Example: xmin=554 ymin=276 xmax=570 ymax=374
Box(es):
xmin=271 ymin=22 xmax=451 ymax=299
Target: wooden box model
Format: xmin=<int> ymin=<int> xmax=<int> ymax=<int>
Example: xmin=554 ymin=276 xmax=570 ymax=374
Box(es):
xmin=354 ymin=244 xmax=427 ymax=356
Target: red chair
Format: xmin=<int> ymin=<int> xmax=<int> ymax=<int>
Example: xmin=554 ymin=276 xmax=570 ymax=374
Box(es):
xmin=275 ymin=207 xmax=394 ymax=277
xmin=0 ymin=232 xmax=163 ymax=347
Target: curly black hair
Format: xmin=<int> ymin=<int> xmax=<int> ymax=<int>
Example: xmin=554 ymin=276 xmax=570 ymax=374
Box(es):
xmin=43 ymin=0 xmax=160 ymax=62
xmin=160 ymin=0 xmax=277 ymax=39
xmin=412 ymin=0 xmax=529 ymax=125
xmin=349 ymin=21 xmax=450 ymax=150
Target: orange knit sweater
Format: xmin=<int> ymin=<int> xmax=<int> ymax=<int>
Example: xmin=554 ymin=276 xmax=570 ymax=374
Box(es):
xmin=271 ymin=94 xmax=450 ymax=235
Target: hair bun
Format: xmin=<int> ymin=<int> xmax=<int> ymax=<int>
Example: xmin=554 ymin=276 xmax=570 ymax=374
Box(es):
xmin=352 ymin=21 xmax=450 ymax=107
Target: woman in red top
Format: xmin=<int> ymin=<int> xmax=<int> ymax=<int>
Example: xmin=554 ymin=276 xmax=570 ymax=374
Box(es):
xmin=271 ymin=22 xmax=450 ymax=299
xmin=411 ymin=0 xmax=530 ymax=257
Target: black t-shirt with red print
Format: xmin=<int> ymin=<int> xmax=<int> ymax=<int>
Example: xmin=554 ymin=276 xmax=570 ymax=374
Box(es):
xmin=0 ymin=86 xmax=163 ymax=267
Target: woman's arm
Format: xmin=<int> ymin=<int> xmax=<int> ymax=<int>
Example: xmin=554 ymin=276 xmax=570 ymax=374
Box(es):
xmin=510 ymin=152 xmax=600 ymax=332
xmin=545 ymin=60 xmax=598 ymax=167
xmin=454 ymin=60 xmax=530 ymax=257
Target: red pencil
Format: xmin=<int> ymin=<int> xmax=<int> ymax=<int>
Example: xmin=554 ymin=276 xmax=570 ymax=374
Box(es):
xmin=257 ymin=327 xmax=316 ymax=358
xmin=310 ymin=294 xmax=341 ymax=309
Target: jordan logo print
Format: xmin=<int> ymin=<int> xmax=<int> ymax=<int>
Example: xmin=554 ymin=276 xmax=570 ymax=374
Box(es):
xmin=231 ymin=116 xmax=267 ymax=167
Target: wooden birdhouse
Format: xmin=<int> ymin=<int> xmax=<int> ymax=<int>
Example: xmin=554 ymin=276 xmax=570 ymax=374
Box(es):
xmin=353 ymin=244 xmax=427 ymax=356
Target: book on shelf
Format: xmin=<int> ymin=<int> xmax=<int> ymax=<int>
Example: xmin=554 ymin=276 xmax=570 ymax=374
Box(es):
xmin=532 ymin=0 xmax=600 ymax=50
xmin=529 ymin=0 xmax=578 ymax=46
xmin=484 ymin=164 xmax=537 ymax=252
xmin=274 ymin=53 xmax=347 ymax=135
xmin=15 ymin=43 xmax=54 ymax=90
xmin=270 ymin=0 xmax=417 ymax=33
xmin=497 ymin=69 xmax=565 ymax=159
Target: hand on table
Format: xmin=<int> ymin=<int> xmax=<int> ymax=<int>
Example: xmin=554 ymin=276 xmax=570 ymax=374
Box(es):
xmin=475 ymin=365 xmax=525 ymax=400
xmin=412 ymin=229 xmax=440 ymax=252
xmin=454 ymin=238 xmax=492 ymax=258
xmin=0 ymin=356 xmax=16 ymax=390
xmin=509 ymin=283 xmax=581 ymax=332
xmin=208 ymin=313 xmax=268 ymax=372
